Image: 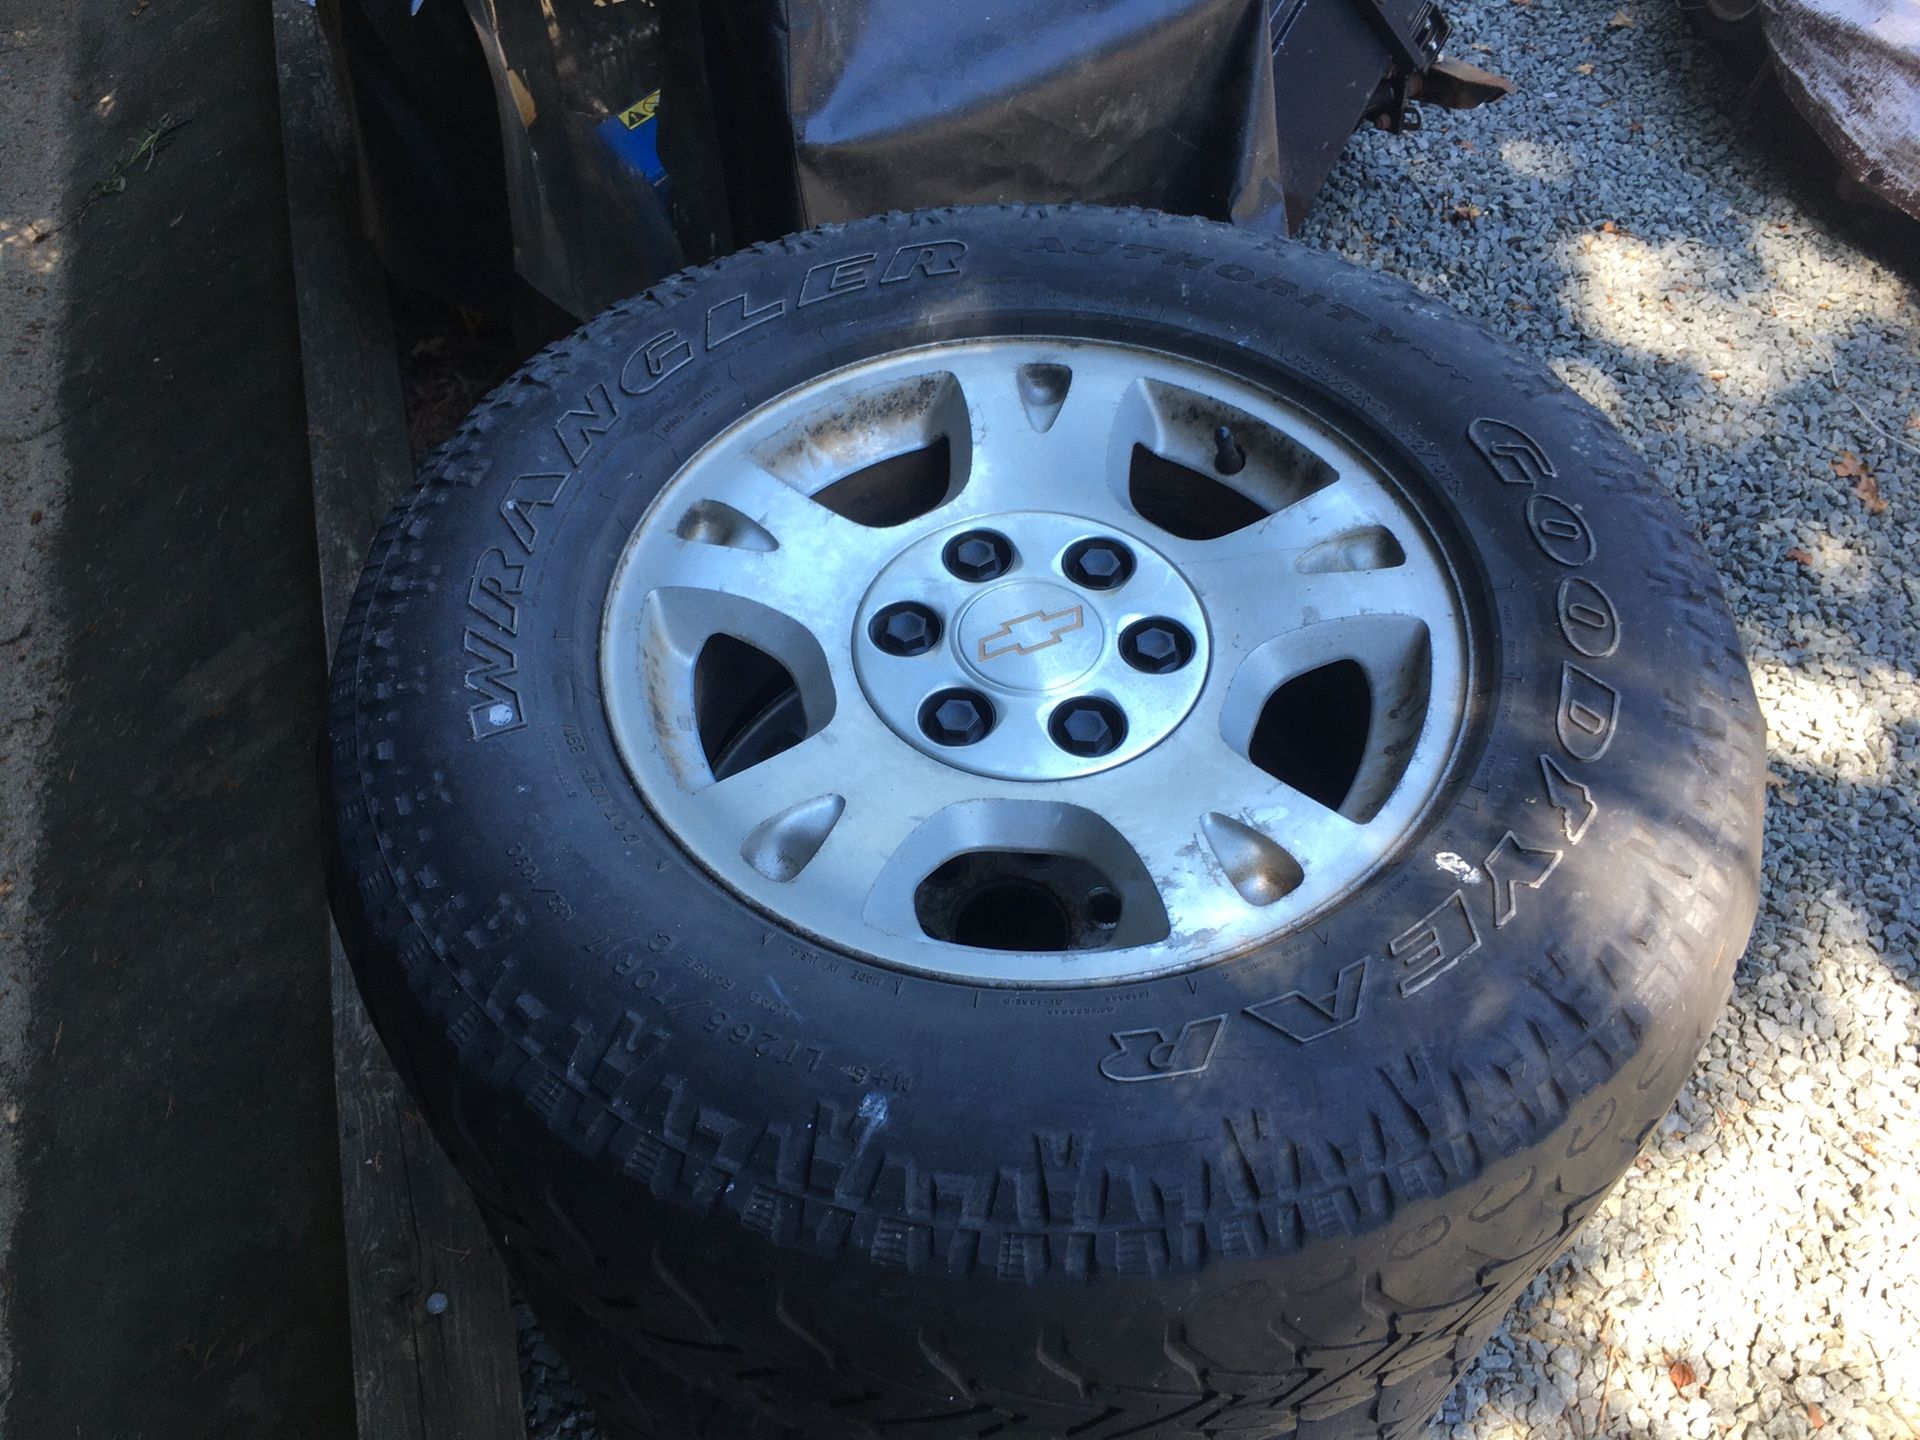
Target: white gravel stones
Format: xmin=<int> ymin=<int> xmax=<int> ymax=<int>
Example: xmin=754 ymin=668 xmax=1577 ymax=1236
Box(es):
xmin=1296 ymin=1 xmax=1918 ymax=1434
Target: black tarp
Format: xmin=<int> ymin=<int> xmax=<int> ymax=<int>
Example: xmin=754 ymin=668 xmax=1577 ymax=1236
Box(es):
xmin=321 ymin=0 xmax=1448 ymax=321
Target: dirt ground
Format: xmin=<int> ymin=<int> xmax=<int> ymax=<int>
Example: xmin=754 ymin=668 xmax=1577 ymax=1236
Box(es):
xmin=0 ymin=0 xmax=73 ymax=1401
xmin=0 ymin=1 xmax=353 ymax=1432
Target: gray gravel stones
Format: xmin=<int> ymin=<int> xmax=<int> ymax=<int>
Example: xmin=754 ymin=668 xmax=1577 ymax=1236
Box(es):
xmin=520 ymin=2 xmax=1920 ymax=1433
xmin=1295 ymin=1 xmax=1918 ymax=1435
xmin=519 ymin=1303 xmax=606 ymax=1440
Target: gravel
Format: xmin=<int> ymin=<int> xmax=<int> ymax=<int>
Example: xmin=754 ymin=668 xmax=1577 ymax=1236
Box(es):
xmin=520 ymin=3 xmax=1920 ymax=1433
xmin=1296 ymin=3 xmax=1919 ymax=1436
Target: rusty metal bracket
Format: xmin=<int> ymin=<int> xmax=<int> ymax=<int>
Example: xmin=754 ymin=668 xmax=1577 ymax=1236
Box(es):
xmin=1410 ymin=57 xmax=1515 ymax=110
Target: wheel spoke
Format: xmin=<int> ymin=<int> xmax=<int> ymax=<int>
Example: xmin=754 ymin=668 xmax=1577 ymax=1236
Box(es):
xmin=649 ymin=464 xmax=897 ymax=643
xmin=1205 ymin=562 xmax=1438 ymax=659
xmin=706 ymin=709 xmax=972 ymax=905
xmin=945 ymin=353 xmax=1147 ymax=518
xmin=1164 ymin=479 xmax=1372 ymax=564
xmin=1173 ymin=485 xmax=1442 ymax=657
xmin=1095 ymin=738 xmax=1372 ymax=933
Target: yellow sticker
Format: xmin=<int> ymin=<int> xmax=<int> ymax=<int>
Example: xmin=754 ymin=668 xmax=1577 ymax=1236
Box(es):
xmin=617 ymin=90 xmax=661 ymax=130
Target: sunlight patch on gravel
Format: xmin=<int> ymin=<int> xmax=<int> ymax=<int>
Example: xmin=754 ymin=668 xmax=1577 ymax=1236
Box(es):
xmin=1301 ymin=0 xmax=1920 ymax=1435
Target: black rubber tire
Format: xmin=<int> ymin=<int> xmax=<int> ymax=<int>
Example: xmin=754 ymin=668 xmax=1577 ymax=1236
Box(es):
xmin=326 ymin=206 xmax=1765 ymax=1440
xmin=1681 ymin=0 xmax=1769 ymax=83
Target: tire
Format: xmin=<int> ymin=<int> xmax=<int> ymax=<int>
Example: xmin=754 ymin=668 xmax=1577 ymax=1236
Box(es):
xmin=327 ymin=205 xmax=1765 ymax=1440
xmin=1681 ymin=0 xmax=1768 ymax=82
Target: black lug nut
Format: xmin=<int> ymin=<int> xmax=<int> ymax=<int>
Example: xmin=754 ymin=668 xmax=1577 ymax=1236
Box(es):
xmin=943 ymin=530 xmax=1014 ymax=582
xmin=920 ymin=688 xmax=994 ymax=746
xmin=1062 ymin=537 xmax=1135 ymax=591
xmin=869 ymin=602 xmax=942 ymax=657
xmin=1119 ymin=617 xmax=1195 ymax=674
xmin=1048 ymin=697 xmax=1127 ymax=758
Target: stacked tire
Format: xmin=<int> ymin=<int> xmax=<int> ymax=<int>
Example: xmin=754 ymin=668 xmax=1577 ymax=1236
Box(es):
xmin=328 ymin=207 xmax=1764 ymax=1439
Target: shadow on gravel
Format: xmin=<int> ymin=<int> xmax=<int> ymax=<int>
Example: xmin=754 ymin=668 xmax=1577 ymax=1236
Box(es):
xmin=1296 ymin=0 xmax=1918 ymax=1434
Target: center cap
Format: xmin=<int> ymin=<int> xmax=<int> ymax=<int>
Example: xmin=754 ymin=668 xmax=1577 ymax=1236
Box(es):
xmin=853 ymin=511 xmax=1210 ymax=782
xmin=956 ymin=580 xmax=1104 ymax=693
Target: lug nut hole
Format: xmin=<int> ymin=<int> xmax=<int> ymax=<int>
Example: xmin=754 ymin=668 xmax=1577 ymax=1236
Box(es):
xmin=1085 ymin=887 xmax=1124 ymax=929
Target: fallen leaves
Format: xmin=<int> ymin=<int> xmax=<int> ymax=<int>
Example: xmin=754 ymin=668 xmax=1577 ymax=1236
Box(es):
xmin=1608 ymin=7 xmax=1635 ymax=24
xmin=1808 ymin=1403 xmax=1826 ymax=1430
xmin=1668 ymin=1359 xmax=1697 ymax=1392
xmin=1448 ymin=200 xmax=1483 ymax=224
xmin=1577 ymin=62 xmax=1597 ymax=75
xmin=1832 ymin=450 xmax=1890 ymax=514
xmin=1785 ymin=547 xmax=1815 ymax=566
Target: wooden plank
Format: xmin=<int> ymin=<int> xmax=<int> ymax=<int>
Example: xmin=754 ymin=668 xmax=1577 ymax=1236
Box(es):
xmin=270 ymin=5 xmax=526 ymax=1437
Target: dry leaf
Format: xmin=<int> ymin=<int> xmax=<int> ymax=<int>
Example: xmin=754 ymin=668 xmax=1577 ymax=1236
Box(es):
xmin=1808 ymin=1403 xmax=1826 ymax=1430
xmin=1834 ymin=451 xmax=1890 ymax=513
xmin=1608 ymin=7 xmax=1634 ymax=23
xmin=1785 ymin=547 xmax=1815 ymax=566
xmin=1449 ymin=200 xmax=1483 ymax=224
xmin=1669 ymin=1360 xmax=1697 ymax=1392
xmin=1577 ymin=62 xmax=1597 ymax=74
xmin=1600 ymin=219 xmax=1619 ymax=234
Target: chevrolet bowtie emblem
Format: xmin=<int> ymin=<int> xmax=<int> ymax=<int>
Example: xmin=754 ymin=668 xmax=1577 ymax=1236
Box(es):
xmin=977 ymin=605 xmax=1085 ymax=661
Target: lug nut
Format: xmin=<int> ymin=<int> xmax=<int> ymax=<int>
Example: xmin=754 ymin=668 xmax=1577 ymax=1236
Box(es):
xmin=1048 ymin=696 xmax=1127 ymax=757
xmin=869 ymin=602 xmax=942 ymax=657
xmin=1062 ymin=537 xmax=1135 ymax=590
xmin=942 ymin=530 xmax=1014 ymax=582
xmin=920 ymin=688 xmax=994 ymax=746
xmin=1120 ymin=617 xmax=1195 ymax=674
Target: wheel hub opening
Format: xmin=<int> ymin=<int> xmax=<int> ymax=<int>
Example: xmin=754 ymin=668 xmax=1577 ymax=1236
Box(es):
xmin=914 ymin=851 xmax=1127 ymax=952
xmin=1248 ymin=659 xmax=1371 ymax=813
xmin=813 ymin=437 xmax=955 ymax=527
xmin=695 ymin=634 xmax=805 ymax=781
xmin=1125 ymin=381 xmax=1338 ymax=541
